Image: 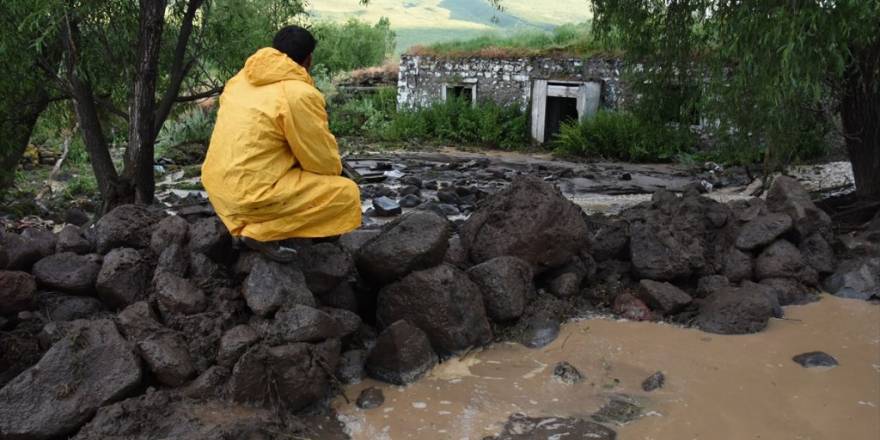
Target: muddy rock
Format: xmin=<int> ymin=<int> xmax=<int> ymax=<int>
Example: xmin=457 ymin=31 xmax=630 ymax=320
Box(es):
xmin=739 ymin=281 xmax=784 ymax=318
xmin=696 ymin=287 xmax=774 ymax=334
xmin=824 ymin=257 xmax=880 ymax=300
xmin=722 ymin=247 xmax=754 ymax=283
xmin=323 ymin=307 xmax=362 ymax=337
xmin=217 ymin=324 xmax=260 ymax=367
xmin=759 ymin=278 xmax=816 ymax=306
xmin=137 ymin=332 xmax=196 ymax=387
xmin=735 ymin=213 xmax=793 ymax=251
xmin=270 ymin=304 xmax=342 ymax=343
xmin=64 ymin=207 xmax=90 ymax=227
xmin=338 ymin=349 xmax=367 ymax=384
xmin=443 ymin=234 xmax=469 ymax=269
xmin=460 ymin=176 xmax=588 ymax=272
xmin=0 ymin=319 xmax=142 ymax=439
xmin=36 ymin=293 xmax=106 ymax=322
xmin=366 ymin=320 xmax=437 ymax=385
xmin=553 ymin=361 xmax=584 ymax=384
xmin=95 ymin=204 xmax=161 ymax=253
xmin=180 ymin=365 xmax=229 ymax=399
xmin=21 ymin=229 xmax=57 ymax=261
xmin=792 ymin=351 xmax=838 ymax=368
xmin=229 ymin=340 xmax=340 ymax=411
xmin=155 ymin=243 xmax=190 ymax=277
xmin=187 ymin=216 xmax=232 ymax=262
xmin=32 ymin=252 xmax=103 ymax=295
xmin=637 ymin=280 xmax=692 ymax=315
xmin=586 ymin=217 xmax=629 ymax=260
xmin=298 ymin=242 xmax=354 ymax=294
xmin=629 ymin=221 xmax=695 ymax=281
xmin=696 ymin=275 xmax=730 ymax=298
xmin=592 ymin=395 xmax=643 ymax=425
xmin=467 ymin=256 xmax=533 ymax=321
xmin=755 ymin=240 xmax=806 ymax=281
xmin=799 ymin=233 xmax=835 ymax=274
xmin=153 ymin=272 xmax=207 ymax=317
xmin=117 ymin=301 xmax=163 ymax=342
xmin=492 ymin=413 xmax=617 ymax=440
xmin=356 ymin=387 xmax=385 ymax=409
xmin=0 ymin=233 xmax=44 ymax=271
xmin=399 ymin=193 xmax=423 ymax=208
xmin=72 ymin=392 xmax=300 ymax=440
xmin=317 ymin=281 xmax=360 ymax=313
xmin=0 ymin=271 xmax=36 ymax=315
xmin=188 ymin=252 xmax=230 ymax=288
xmin=612 ymin=293 xmax=654 ymax=321
xmin=642 ymin=371 xmax=665 ymax=391
xmin=150 ymin=215 xmax=189 ymax=254
xmin=0 ymin=329 xmax=43 ymax=388
xmin=378 ymin=264 xmax=492 ymax=353
xmin=372 ymin=196 xmax=402 ymax=216
xmin=338 ymin=229 xmax=381 ymax=255
xmin=96 ymin=248 xmax=150 ymax=309
xmin=520 ymin=318 xmax=561 ymax=348
xmin=356 ymin=210 xmax=451 ymax=284
xmin=242 ymin=258 xmax=315 ymax=317
xmin=56 ymin=225 xmax=92 ymax=254
xmin=766 ymin=176 xmax=832 ymax=240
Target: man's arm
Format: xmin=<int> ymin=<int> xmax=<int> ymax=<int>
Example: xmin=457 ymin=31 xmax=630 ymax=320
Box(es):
xmin=280 ymin=90 xmax=342 ymax=176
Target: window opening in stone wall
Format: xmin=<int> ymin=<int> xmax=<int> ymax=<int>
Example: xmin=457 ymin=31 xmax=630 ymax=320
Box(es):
xmin=444 ymin=85 xmax=476 ymax=105
xmin=545 ymin=96 xmax=579 ymax=142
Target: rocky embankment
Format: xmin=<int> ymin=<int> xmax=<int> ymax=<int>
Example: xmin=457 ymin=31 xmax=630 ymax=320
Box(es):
xmin=0 ymin=175 xmax=876 ymax=439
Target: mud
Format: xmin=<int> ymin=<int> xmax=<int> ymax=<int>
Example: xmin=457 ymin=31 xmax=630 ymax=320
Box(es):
xmin=334 ymin=295 xmax=880 ymax=440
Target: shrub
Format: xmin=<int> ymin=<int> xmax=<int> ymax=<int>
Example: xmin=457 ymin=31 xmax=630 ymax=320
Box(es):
xmin=553 ymin=111 xmax=696 ymax=162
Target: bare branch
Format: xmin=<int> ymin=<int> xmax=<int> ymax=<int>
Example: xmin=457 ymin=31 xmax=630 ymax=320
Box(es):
xmin=154 ymin=0 xmax=205 ymax=136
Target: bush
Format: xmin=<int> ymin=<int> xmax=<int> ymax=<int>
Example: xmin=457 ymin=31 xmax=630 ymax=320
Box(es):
xmin=553 ymin=111 xmax=696 ymax=162
xmin=311 ymin=18 xmax=396 ymax=75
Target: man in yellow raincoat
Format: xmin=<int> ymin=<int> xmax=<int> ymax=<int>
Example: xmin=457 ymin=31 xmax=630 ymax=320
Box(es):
xmin=202 ymin=26 xmax=361 ymax=261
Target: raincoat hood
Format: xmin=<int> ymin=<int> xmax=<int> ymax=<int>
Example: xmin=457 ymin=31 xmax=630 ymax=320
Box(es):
xmin=243 ymin=47 xmax=314 ymax=87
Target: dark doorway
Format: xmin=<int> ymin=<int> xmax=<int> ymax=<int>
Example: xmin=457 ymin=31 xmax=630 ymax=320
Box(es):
xmin=447 ymin=85 xmax=474 ymax=103
xmin=545 ymin=96 xmax=579 ymax=141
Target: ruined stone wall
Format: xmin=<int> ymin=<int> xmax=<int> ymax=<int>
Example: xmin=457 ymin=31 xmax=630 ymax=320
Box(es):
xmin=397 ymin=55 xmax=626 ymax=111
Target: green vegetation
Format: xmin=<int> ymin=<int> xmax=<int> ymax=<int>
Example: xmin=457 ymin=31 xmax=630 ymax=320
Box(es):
xmin=330 ymin=91 xmax=528 ymax=150
xmin=553 ymin=112 xmax=695 ymax=163
xmin=311 ymin=18 xmax=396 ymax=75
xmin=412 ymin=23 xmax=616 ymax=57
xmin=592 ymin=0 xmax=879 ymax=197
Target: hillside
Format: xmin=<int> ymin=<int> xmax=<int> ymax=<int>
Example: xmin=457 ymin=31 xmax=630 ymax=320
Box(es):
xmin=308 ymin=0 xmax=592 ymax=55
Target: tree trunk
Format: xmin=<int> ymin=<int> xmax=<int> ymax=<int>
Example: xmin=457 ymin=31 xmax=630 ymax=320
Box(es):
xmin=0 ymin=93 xmax=49 ymax=191
xmin=125 ymin=0 xmax=168 ymax=205
xmin=841 ymin=39 xmax=880 ymax=200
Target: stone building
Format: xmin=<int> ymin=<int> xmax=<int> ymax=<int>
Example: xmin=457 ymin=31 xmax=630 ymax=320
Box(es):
xmin=396 ymin=54 xmax=626 ymax=143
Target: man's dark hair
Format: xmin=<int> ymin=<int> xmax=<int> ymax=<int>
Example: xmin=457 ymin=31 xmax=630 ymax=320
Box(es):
xmin=272 ymin=25 xmax=317 ymax=65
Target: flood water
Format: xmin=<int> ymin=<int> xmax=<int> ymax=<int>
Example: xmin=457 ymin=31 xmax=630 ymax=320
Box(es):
xmin=334 ymin=295 xmax=880 ymax=439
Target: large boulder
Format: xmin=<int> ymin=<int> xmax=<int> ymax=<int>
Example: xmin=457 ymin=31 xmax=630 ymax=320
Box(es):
xmin=229 ymin=340 xmax=340 ymax=411
xmin=799 ymin=233 xmax=835 ymax=274
xmin=56 ymin=225 xmax=92 ymax=254
xmin=0 ymin=271 xmax=36 ymax=315
xmin=467 ymin=256 xmax=533 ymax=321
xmin=72 ymin=392 xmax=300 ymax=440
xmin=117 ymin=301 xmax=163 ymax=342
xmin=217 ymin=325 xmax=260 ymax=367
xmin=766 ymin=176 xmax=832 ymax=240
xmin=366 ymin=320 xmax=437 ymax=385
xmin=755 ymin=240 xmax=807 ymax=281
xmin=297 ymin=243 xmax=355 ymax=294
xmin=824 ymin=257 xmax=880 ymax=300
xmin=136 ymin=332 xmax=196 ymax=387
xmin=338 ymin=229 xmax=381 ymax=255
xmin=0 ymin=319 xmax=142 ymax=439
xmin=0 ymin=232 xmax=46 ymax=271
xmin=20 ymin=229 xmax=56 ymax=262
xmin=32 ymin=252 xmax=103 ymax=295
xmin=629 ymin=221 xmax=695 ymax=280
xmin=95 ymin=204 xmax=161 ymax=253
xmin=356 ymin=211 xmax=451 ymax=284
xmin=153 ymin=272 xmax=207 ymax=317
xmin=187 ymin=217 xmax=232 ymax=262
xmin=585 ymin=217 xmax=629 ymax=261
xmin=96 ymin=248 xmax=150 ymax=309
xmin=636 ymin=280 xmax=692 ymax=315
xmin=35 ymin=293 xmax=106 ymax=322
xmin=721 ymin=248 xmax=754 ymax=283
xmin=377 ymin=264 xmax=492 ymax=353
xmin=460 ymin=176 xmax=587 ymax=272
xmin=269 ymin=304 xmax=342 ymax=343
xmin=735 ymin=213 xmax=793 ymax=251
xmin=149 ymin=215 xmax=189 ymax=255
xmin=242 ymin=259 xmax=315 ymax=317
xmin=695 ymin=287 xmax=775 ymax=334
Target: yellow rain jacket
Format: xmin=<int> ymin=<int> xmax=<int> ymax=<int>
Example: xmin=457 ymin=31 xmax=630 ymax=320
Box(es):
xmin=201 ymin=47 xmax=361 ymax=241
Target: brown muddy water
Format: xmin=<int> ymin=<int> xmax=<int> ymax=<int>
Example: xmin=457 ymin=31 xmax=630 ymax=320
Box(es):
xmin=333 ymin=295 xmax=880 ymax=439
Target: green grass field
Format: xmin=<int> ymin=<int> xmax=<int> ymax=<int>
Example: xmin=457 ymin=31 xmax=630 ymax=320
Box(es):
xmin=308 ymin=0 xmax=592 ymax=54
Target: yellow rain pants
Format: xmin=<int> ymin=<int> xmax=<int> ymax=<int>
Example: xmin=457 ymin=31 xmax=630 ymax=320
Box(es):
xmin=201 ymin=48 xmax=361 ymax=241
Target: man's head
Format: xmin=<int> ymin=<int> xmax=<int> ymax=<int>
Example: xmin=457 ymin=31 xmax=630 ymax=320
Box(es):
xmin=272 ymin=25 xmax=316 ymax=69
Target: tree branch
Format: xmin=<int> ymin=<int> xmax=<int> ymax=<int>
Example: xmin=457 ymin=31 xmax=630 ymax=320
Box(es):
xmin=153 ymin=0 xmax=205 ymax=136
xmin=174 ymin=86 xmax=223 ymax=103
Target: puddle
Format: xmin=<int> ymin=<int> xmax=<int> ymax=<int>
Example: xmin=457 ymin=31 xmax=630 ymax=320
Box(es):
xmin=334 ymin=295 xmax=880 ymax=439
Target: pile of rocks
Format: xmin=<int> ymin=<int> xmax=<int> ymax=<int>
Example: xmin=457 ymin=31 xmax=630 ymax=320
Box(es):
xmin=0 ymin=174 xmax=873 ymax=439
